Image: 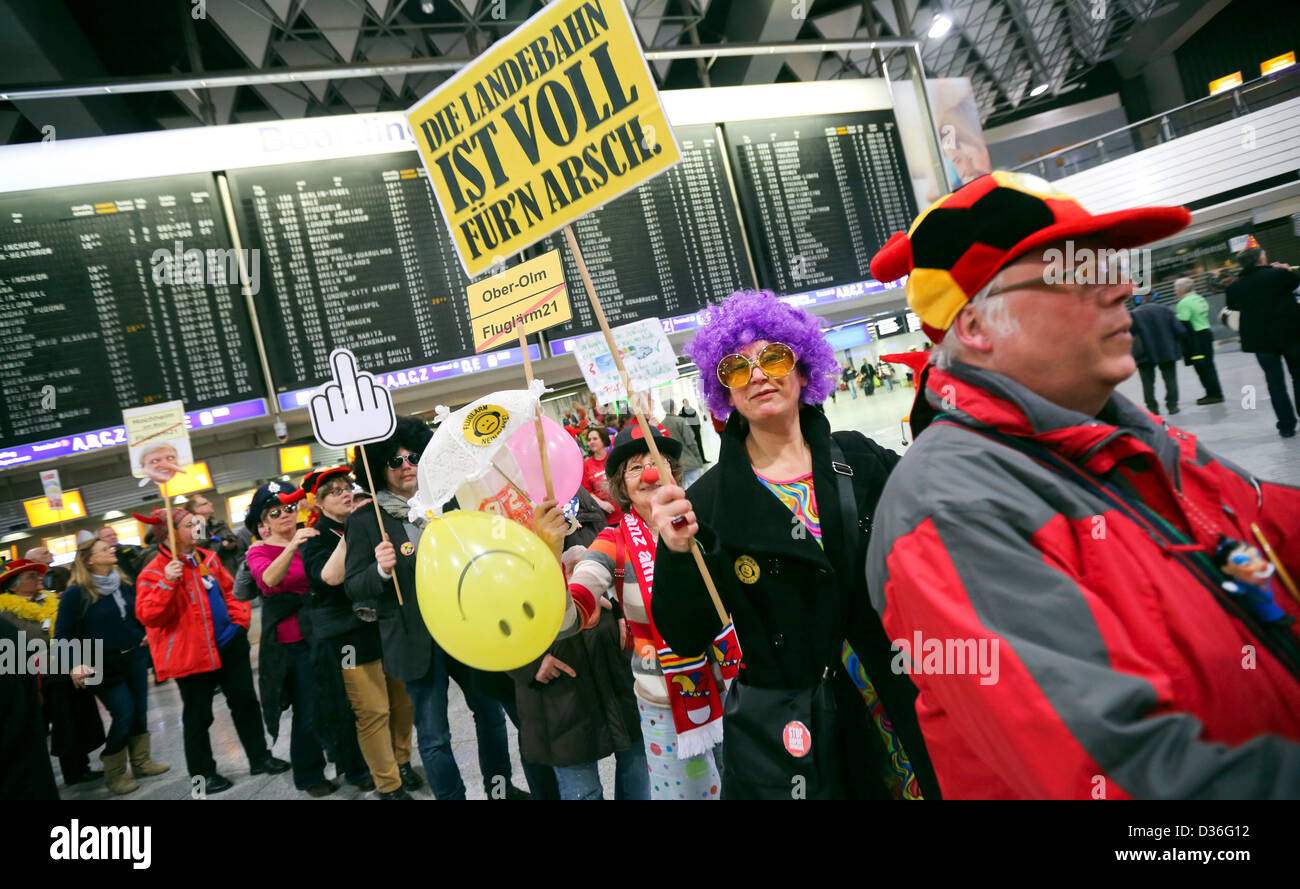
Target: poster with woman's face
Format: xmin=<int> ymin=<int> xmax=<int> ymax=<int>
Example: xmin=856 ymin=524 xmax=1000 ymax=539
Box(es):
xmin=122 ymin=401 xmax=192 ymax=484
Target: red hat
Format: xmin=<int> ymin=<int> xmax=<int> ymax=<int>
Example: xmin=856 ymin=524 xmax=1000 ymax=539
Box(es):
xmin=133 ymin=506 xmax=193 ymax=528
xmin=0 ymin=558 xmax=48 ymax=587
xmin=300 ymin=466 xmax=352 ymax=499
xmin=870 ymin=171 xmax=1192 ymax=342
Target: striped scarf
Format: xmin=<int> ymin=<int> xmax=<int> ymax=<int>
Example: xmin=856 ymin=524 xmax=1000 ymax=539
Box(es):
xmin=620 ymin=511 xmax=741 ymax=759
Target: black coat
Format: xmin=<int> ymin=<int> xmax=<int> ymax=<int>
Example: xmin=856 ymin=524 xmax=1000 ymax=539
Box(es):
xmin=0 ymin=616 xmax=59 ymax=798
xmin=507 ymin=606 xmax=641 ymax=767
xmin=1226 ymin=264 xmax=1300 ymax=354
xmin=653 ymin=405 xmax=939 ymax=799
xmin=256 ymin=565 xmax=312 ymax=740
xmin=1130 ymin=302 xmax=1185 ymax=365
xmin=343 ymin=506 xmax=431 ymax=683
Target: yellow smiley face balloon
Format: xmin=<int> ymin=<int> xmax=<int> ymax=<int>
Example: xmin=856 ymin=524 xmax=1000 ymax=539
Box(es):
xmin=414 ymin=509 xmax=566 ymax=672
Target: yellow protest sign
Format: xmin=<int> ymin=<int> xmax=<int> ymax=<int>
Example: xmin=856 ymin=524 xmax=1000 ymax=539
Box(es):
xmin=407 ymin=0 xmax=680 ymax=277
xmin=468 ymin=249 xmax=571 ymax=352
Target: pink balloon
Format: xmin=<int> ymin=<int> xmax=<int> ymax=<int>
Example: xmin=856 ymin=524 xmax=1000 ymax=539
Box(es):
xmin=504 ymin=415 xmax=584 ymax=505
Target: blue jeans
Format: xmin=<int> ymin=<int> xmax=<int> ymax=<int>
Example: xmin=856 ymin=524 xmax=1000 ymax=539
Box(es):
xmin=94 ymin=645 xmax=150 ymax=755
xmin=285 ymin=640 xmax=328 ymax=790
xmin=405 ymin=645 xmax=511 ymax=800
xmin=553 ymin=746 xmax=649 ymax=800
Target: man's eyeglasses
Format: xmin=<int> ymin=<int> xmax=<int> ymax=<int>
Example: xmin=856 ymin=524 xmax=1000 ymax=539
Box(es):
xmin=386 ymin=453 xmax=420 ymax=470
xmin=716 ymin=342 xmax=797 ymax=389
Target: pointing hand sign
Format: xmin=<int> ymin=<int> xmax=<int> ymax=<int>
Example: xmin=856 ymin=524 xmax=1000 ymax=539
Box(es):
xmin=309 ymin=348 xmax=397 ymax=448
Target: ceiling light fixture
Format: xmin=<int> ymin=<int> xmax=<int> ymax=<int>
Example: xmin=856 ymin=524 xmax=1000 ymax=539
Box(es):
xmin=928 ymin=14 xmax=953 ymax=39
xmin=420 ymin=0 xmax=434 ymax=13
xmin=1030 ymin=83 xmax=1050 ymax=97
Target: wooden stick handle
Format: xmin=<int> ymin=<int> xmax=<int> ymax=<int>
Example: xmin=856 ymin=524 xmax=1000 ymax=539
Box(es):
xmin=1252 ymin=522 xmax=1300 ymax=606
xmin=518 ymin=325 xmax=554 ymax=500
xmin=161 ymin=488 xmax=178 ymax=558
xmin=360 ymin=446 xmax=403 ymax=606
xmin=563 ymin=224 xmax=728 ymax=626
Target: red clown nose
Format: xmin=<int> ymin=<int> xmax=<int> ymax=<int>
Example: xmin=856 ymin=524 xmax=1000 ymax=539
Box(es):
xmin=640 ymin=466 xmax=660 ymax=485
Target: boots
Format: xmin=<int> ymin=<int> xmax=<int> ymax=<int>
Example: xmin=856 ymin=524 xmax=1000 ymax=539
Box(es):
xmin=101 ymin=750 xmax=139 ymax=795
xmin=127 ymin=734 xmax=171 ymax=777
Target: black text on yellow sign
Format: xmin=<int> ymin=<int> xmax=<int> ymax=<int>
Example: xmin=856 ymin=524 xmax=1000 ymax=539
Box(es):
xmin=406 ymin=0 xmax=680 ymax=277
xmin=468 ymin=249 xmax=572 ymax=352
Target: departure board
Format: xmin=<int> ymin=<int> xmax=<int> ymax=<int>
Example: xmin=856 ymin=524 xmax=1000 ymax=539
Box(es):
xmin=228 ymin=153 xmax=486 ymax=394
xmin=0 ymin=173 xmax=262 ymax=449
xmin=539 ymin=124 xmax=752 ymax=337
xmin=724 ymin=111 xmax=917 ymax=294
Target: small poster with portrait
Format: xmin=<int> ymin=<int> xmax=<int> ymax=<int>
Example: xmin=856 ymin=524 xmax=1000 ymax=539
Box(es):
xmin=122 ymin=401 xmax=192 ymax=485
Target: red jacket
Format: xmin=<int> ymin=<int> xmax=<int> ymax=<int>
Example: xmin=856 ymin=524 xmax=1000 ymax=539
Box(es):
xmin=867 ymin=362 xmax=1300 ymax=799
xmin=135 ymin=546 xmax=250 ymax=681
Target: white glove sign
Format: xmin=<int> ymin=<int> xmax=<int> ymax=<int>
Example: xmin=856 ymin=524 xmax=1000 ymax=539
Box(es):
xmin=309 ymin=348 xmax=397 ymax=448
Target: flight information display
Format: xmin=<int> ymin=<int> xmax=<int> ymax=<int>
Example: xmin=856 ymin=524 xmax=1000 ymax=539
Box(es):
xmin=539 ymin=124 xmax=753 ymax=337
xmin=724 ymin=111 xmax=917 ymax=295
xmin=228 ymin=153 xmax=500 ymax=396
xmin=0 ymin=173 xmax=263 ymax=450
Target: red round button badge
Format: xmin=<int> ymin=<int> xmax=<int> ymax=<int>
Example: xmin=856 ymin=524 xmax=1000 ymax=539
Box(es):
xmin=782 ymin=721 xmax=812 ymax=758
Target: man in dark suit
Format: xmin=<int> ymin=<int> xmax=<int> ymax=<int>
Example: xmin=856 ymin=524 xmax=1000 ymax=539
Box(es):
xmin=1227 ymin=247 xmax=1300 ymax=437
xmin=1129 ymin=293 xmax=1186 ymax=415
xmin=344 ymin=417 xmax=528 ymax=800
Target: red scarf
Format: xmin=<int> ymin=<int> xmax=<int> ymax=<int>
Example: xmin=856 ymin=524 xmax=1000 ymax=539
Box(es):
xmin=620 ymin=511 xmax=742 ymax=759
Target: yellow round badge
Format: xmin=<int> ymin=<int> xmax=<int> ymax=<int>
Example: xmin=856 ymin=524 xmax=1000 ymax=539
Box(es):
xmin=400 ymin=541 xmax=415 ymax=556
xmin=735 ymin=555 xmax=760 ymax=584
xmin=463 ymin=405 xmax=509 ymax=447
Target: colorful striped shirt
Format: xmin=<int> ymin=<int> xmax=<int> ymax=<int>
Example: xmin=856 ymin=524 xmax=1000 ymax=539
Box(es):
xmin=755 ymin=471 xmax=822 ymax=546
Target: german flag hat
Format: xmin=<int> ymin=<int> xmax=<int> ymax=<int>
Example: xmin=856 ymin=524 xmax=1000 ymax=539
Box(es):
xmin=869 ymin=171 xmax=1192 ymax=342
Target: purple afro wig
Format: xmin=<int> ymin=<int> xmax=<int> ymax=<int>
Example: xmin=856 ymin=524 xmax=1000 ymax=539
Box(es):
xmin=685 ymin=290 xmax=837 ymax=419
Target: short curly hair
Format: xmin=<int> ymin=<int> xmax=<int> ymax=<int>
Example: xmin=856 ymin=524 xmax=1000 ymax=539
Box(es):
xmin=685 ymin=290 xmax=837 ymax=419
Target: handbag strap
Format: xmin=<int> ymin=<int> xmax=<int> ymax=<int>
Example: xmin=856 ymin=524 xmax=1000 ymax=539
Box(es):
xmin=824 ymin=437 xmax=858 ymax=673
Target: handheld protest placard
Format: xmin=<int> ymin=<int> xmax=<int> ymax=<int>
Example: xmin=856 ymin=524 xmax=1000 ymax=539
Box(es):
xmin=467 ymin=251 xmax=572 ymax=501
xmin=562 ymin=224 xmax=728 ymax=627
xmin=124 ymin=400 xmax=193 ymax=557
xmin=308 ymin=348 xmax=404 ymax=604
xmin=406 ymin=0 xmax=680 ymax=277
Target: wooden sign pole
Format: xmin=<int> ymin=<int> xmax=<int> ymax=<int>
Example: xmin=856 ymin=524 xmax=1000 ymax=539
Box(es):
xmin=360 ymin=447 xmax=404 ymax=606
xmin=562 ymin=224 xmax=728 ymax=626
xmin=518 ymin=326 xmax=555 ymax=500
xmin=160 ymin=486 xmax=178 ymax=558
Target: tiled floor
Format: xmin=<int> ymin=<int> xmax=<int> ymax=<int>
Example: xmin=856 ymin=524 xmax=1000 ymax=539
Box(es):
xmin=56 ymin=344 xmax=1297 ymax=801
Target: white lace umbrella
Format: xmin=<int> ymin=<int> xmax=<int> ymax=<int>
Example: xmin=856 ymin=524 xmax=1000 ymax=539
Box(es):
xmin=409 ymin=380 xmax=546 ymax=521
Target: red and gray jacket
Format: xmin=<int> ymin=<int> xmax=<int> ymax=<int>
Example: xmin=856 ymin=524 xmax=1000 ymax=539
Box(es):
xmin=135 ymin=546 xmax=249 ymax=681
xmin=866 ymin=362 xmax=1300 ymax=799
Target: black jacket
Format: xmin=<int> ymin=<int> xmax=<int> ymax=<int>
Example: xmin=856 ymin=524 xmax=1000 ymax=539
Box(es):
xmin=507 ymin=606 xmax=641 ymax=767
xmin=1130 ymin=302 xmax=1185 ymax=365
xmin=343 ymin=505 xmax=431 ymax=683
xmin=653 ymin=405 xmax=938 ymax=799
xmin=1227 ymin=264 xmax=1300 ymax=354
xmin=255 ymin=554 xmax=313 ymax=740
xmin=301 ymin=514 xmax=369 ymax=643
xmin=0 ymin=616 xmax=59 ymax=798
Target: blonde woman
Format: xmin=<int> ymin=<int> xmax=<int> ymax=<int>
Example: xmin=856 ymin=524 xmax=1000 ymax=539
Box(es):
xmin=55 ymin=538 xmax=169 ymax=794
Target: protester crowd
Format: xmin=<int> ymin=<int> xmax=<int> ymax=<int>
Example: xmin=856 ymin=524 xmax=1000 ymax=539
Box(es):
xmin=3 ymin=172 xmax=1298 ymax=801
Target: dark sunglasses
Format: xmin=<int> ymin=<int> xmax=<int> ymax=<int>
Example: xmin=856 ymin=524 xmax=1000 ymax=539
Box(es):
xmin=386 ymin=453 xmax=420 ymax=470
xmin=265 ymin=505 xmax=297 ymax=520
xmin=716 ymin=342 xmax=797 ymax=389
